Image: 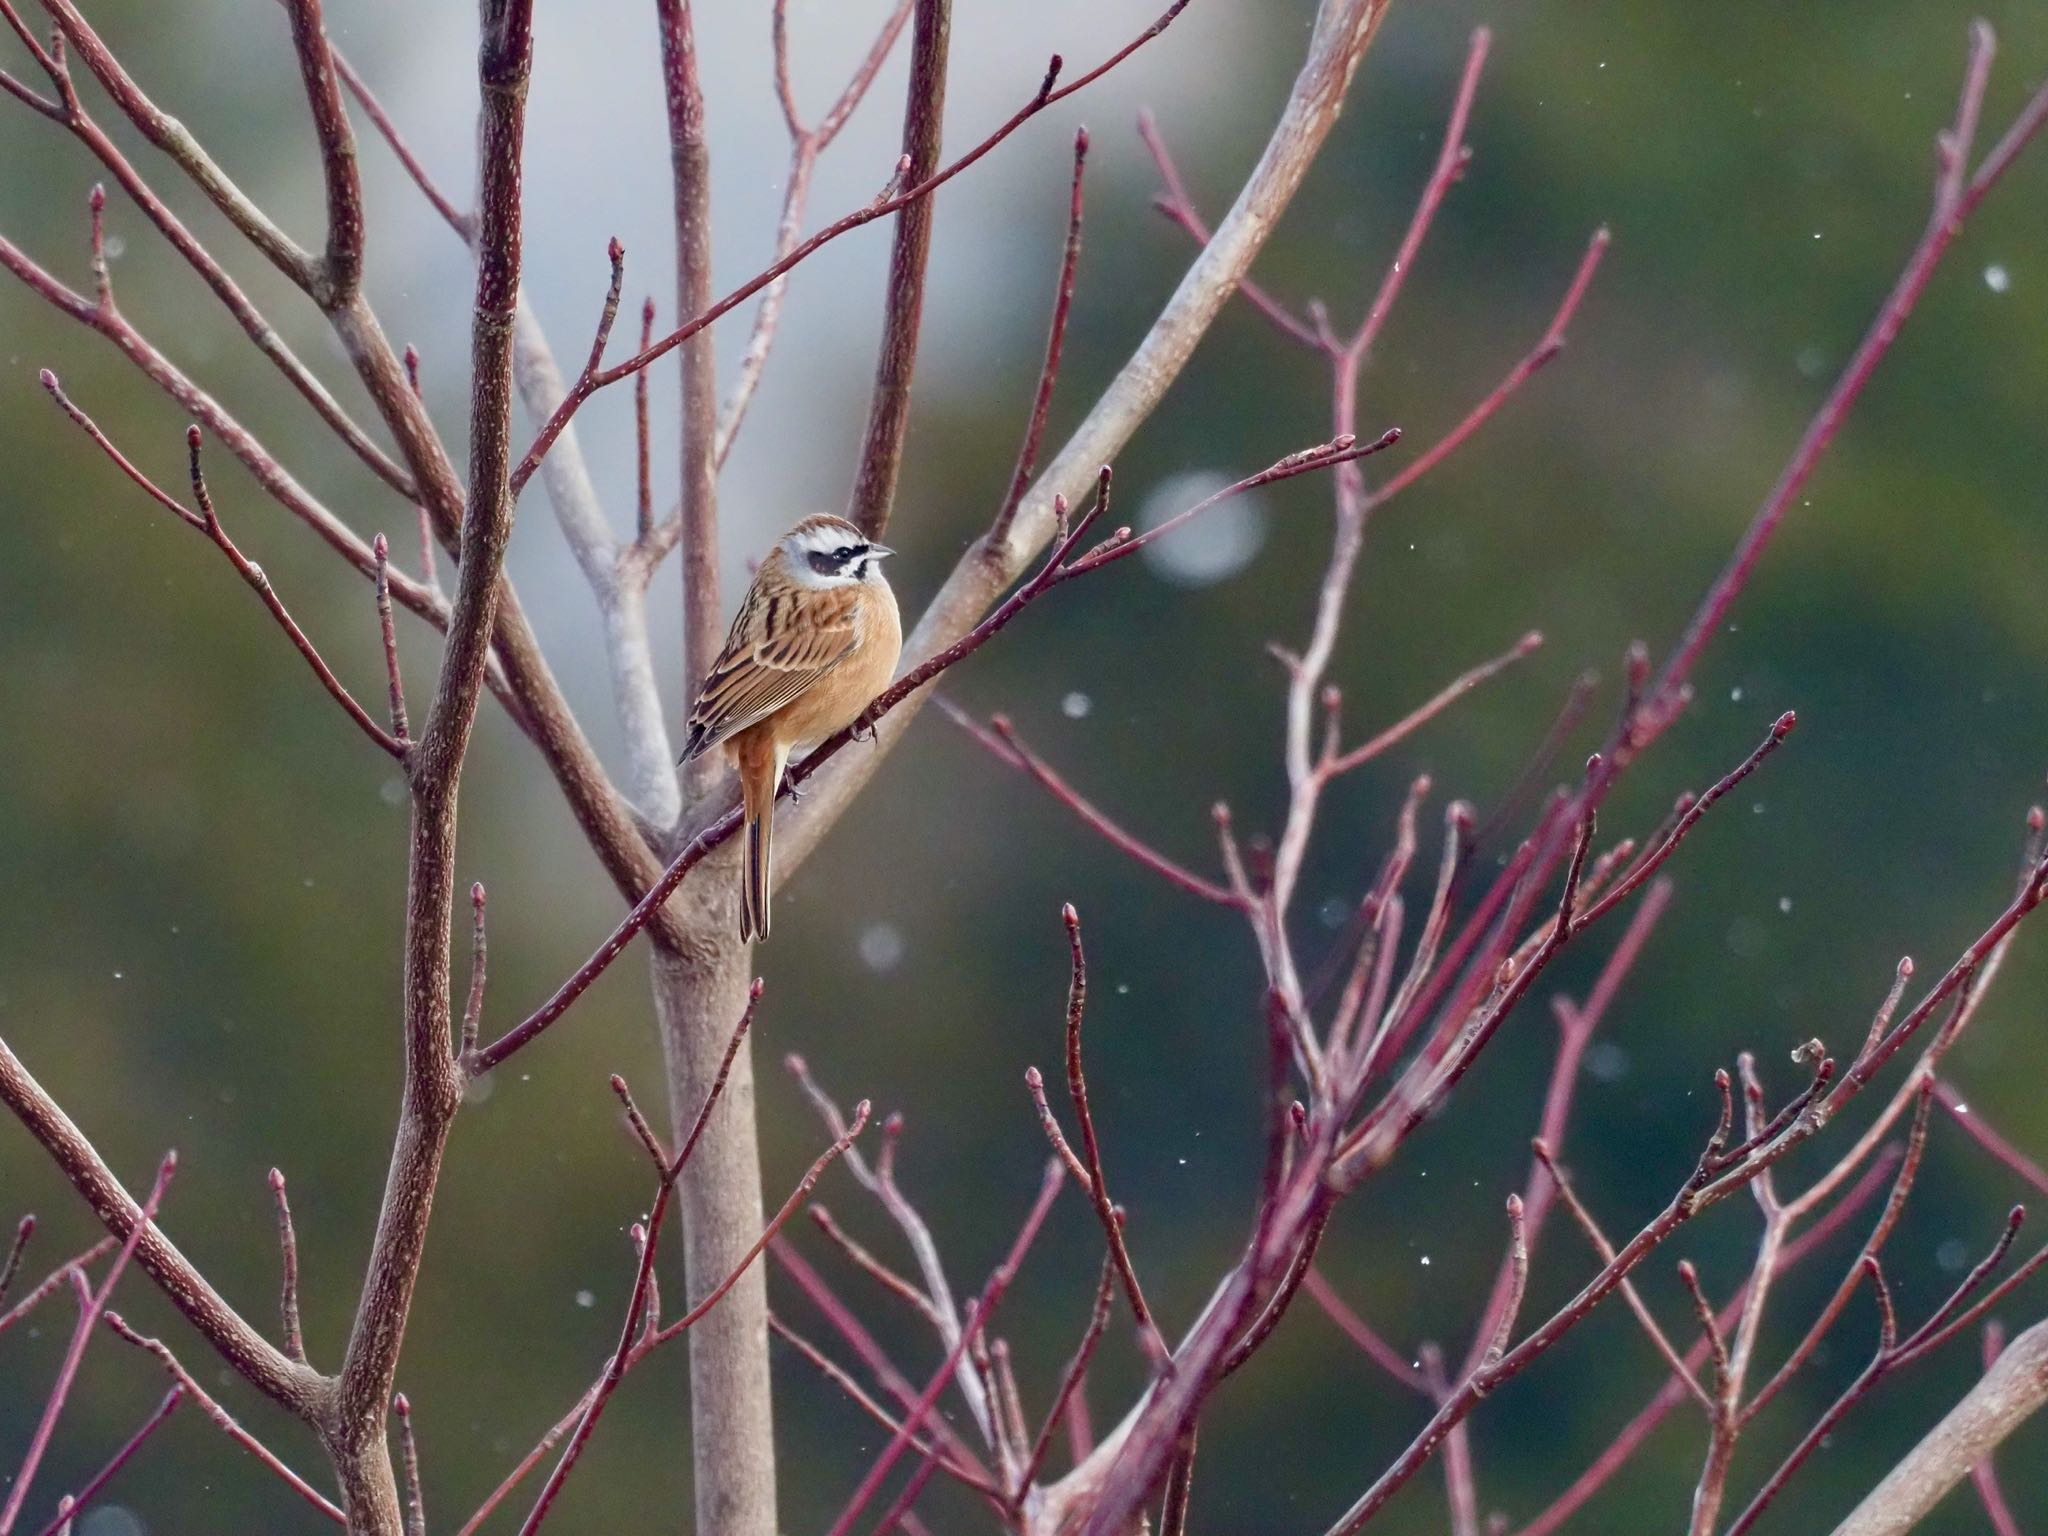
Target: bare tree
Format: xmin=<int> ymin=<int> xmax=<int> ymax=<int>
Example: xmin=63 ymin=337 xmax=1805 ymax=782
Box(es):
xmin=3 ymin=2 xmax=2047 ymax=1535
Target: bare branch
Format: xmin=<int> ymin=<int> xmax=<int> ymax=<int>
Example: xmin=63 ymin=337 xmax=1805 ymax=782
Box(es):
xmin=655 ymin=0 xmax=725 ymax=731
xmin=1018 ymin=1258 xmax=1116 ymax=1500
xmin=42 ymin=0 xmax=319 ymax=287
xmin=0 ymin=1217 xmax=32 ymax=1307
xmin=716 ymin=0 xmax=915 ymax=463
xmin=4 ymin=1153 xmax=174 ymax=1532
xmin=393 ymin=1394 xmax=425 ymax=1536
xmin=1636 ymin=20 xmax=2042 ymax=738
xmin=280 ymin=0 xmax=365 ymax=301
xmin=1061 ymin=905 xmax=1172 ymax=1367
xmin=267 ymin=1169 xmax=307 ymax=1365
xmin=824 ymin=1161 xmax=1065 ymax=1536
xmin=514 ymin=0 xmax=1197 ymax=478
xmin=24 ymin=1385 xmax=180 ymax=1536
xmin=942 ymin=705 xmax=1240 ymax=905
xmin=1968 ymin=1323 xmax=2026 ymax=1536
xmin=0 ymin=1039 xmax=317 ymax=1411
xmin=988 ymin=127 xmax=1088 ymax=551
xmin=105 ymin=1313 xmax=343 ymax=1523
xmin=844 ymin=0 xmax=950 ymax=540
xmin=1348 ymin=27 xmax=1491 ymax=359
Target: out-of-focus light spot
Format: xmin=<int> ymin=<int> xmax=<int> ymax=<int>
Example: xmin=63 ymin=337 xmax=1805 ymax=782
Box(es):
xmin=1136 ymin=471 xmax=1269 ymax=588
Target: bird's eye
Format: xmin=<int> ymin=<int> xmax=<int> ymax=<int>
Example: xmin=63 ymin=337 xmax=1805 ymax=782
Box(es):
xmin=834 ymin=545 xmax=855 ymax=561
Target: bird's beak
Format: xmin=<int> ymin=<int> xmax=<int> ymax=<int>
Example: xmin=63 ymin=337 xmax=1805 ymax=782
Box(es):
xmin=868 ymin=543 xmax=897 ymax=558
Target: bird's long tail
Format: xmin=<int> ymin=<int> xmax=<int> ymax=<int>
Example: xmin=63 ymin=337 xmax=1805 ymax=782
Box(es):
xmin=737 ymin=737 xmax=783 ymax=942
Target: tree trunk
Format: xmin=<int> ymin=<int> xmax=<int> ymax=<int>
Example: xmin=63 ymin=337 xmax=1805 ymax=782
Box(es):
xmin=650 ymin=891 xmax=775 ymax=1536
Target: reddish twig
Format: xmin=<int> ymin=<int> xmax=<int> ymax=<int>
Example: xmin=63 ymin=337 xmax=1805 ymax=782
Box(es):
xmin=1349 ymin=28 xmax=1492 ymax=362
xmin=459 ymin=881 xmax=488 ymax=1064
xmin=105 ymin=1313 xmax=343 ymax=1523
xmin=713 ymin=0 xmax=914 ymax=466
xmin=1968 ymin=1322 xmax=2025 ymax=1536
xmin=989 ymin=127 xmax=1089 ymax=551
xmin=394 ymin=1392 xmax=426 ymax=1536
xmin=823 ymin=1161 xmax=1065 ymax=1536
xmin=1137 ymin=111 xmax=1321 ymax=351
xmin=808 ymin=1206 xmax=944 ymax=1329
xmin=280 ymin=0 xmax=365 ymax=302
xmin=770 ymin=1240 xmax=995 ymax=1484
xmin=1534 ymin=1142 xmax=1710 ymax=1411
xmin=768 ymin=1314 xmax=1003 ymax=1502
xmin=1363 ymin=228 xmax=1609 ymax=510
xmin=1303 ymin=1268 xmax=1429 ymax=1392
xmin=1016 ymin=1257 xmax=1116 ymax=1500
xmin=786 ymin=1058 xmax=999 ymax=1450
xmin=1637 ymin=22 xmax=2040 ymax=737
xmin=0 ymin=1239 xmax=115 ymax=1340
xmin=1060 ymin=905 xmax=1172 ymax=1369
xmin=0 ymin=1217 xmax=33 ymax=1308
xmin=1741 ymin=1083 xmax=1937 ymax=1424
xmin=267 ymin=1169 xmax=306 ymax=1364
xmin=514 ymin=1098 xmax=868 ymax=1534
xmin=609 ymin=1075 xmax=672 ymax=1172
xmin=1507 ymin=1146 xmax=1904 ymax=1536
xmin=373 ymin=535 xmax=411 ymax=745
xmin=843 ymin=0 xmax=951 ymax=541
xmin=1724 ymin=1208 xmax=2039 ymax=1536
xmin=3 ymin=1152 xmax=173 ymax=1535
xmin=1158 ymin=1426 xmax=1199 ymax=1536
xmin=1327 ymin=630 xmax=1544 ymax=777
xmin=1575 ymin=713 xmax=1797 ymax=930
xmin=506 ymin=237 xmax=626 ymax=499
xmin=634 ymin=296 xmax=656 ymax=543
xmin=25 ymin=1385 xmax=181 ymax=1536
xmin=941 ymin=703 xmax=1239 ymax=905
xmin=0 ymin=25 xmax=417 ymax=495
xmin=37 ymin=377 xmax=406 ymax=758
xmin=327 ymin=44 xmax=469 ymax=234
xmin=513 ymin=0 xmax=1195 ymax=483
xmin=1935 ymin=1080 xmax=2048 ymax=1195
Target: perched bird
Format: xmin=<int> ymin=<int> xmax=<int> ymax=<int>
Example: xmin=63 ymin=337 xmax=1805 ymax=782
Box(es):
xmin=680 ymin=514 xmax=902 ymax=941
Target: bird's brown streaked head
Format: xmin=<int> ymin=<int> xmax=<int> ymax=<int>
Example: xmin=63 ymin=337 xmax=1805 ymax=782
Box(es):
xmin=778 ymin=513 xmax=895 ymax=588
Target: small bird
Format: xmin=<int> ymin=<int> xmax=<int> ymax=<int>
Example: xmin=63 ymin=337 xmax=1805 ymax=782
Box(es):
xmin=680 ymin=514 xmax=902 ymax=942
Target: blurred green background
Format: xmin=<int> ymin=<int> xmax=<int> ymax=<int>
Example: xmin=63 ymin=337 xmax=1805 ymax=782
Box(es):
xmin=4 ymin=1 xmax=2046 ymax=1532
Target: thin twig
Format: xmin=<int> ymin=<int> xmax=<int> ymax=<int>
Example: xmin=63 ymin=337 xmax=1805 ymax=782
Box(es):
xmin=514 ymin=0 xmax=1196 ymax=481
xmin=1061 ymin=905 xmax=1172 ymax=1368
xmin=989 ymin=127 xmax=1089 ymax=551
xmin=0 ymin=1239 xmax=115 ymax=1340
xmin=394 ymin=1392 xmax=426 ymax=1536
xmin=1016 ymin=1257 xmax=1116 ymax=1500
xmin=0 ymin=1217 xmax=33 ymax=1307
xmin=844 ymin=0 xmax=952 ymax=540
xmin=105 ymin=1313 xmax=343 ymax=1522
xmin=267 ymin=1169 xmax=306 ymax=1364
xmin=459 ymin=881 xmax=488 ymax=1064
xmin=373 ymin=536 xmax=411 ymax=745
xmin=808 ymin=1206 xmax=945 ymax=1328
xmin=3 ymin=1153 xmax=174 ymax=1534
xmin=24 ymin=1386 xmax=181 ymax=1536
xmin=823 ymin=1162 xmax=1065 ymax=1536
xmin=1967 ymin=1322 xmax=2025 ymax=1536
xmin=1935 ymin=1080 xmax=2048 ymax=1195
